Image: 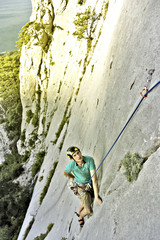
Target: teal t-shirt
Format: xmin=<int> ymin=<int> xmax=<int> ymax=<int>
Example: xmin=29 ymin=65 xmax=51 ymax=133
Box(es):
xmin=65 ymin=155 xmax=96 ymax=184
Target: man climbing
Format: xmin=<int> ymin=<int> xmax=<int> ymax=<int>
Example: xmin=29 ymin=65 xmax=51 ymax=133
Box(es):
xmin=64 ymin=146 xmax=102 ymax=227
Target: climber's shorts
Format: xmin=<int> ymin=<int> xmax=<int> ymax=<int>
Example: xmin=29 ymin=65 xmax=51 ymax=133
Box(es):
xmin=78 ymin=187 xmax=93 ymax=210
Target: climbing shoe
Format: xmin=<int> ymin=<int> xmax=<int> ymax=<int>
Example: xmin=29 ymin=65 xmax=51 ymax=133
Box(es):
xmin=79 ymin=218 xmax=84 ymax=228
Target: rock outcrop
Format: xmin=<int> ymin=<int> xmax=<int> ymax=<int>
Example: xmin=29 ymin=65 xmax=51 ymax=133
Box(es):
xmin=17 ymin=0 xmax=160 ymax=239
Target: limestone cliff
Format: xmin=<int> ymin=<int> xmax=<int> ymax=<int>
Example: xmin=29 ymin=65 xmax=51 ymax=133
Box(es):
xmin=17 ymin=0 xmax=160 ymax=239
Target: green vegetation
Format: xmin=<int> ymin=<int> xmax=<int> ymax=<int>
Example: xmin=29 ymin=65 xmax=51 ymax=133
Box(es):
xmin=39 ymin=176 xmax=44 ymax=182
xmin=103 ymin=2 xmax=109 ymax=20
xmin=33 ymin=223 xmax=54 ymax=240
xmin=91 ymin=64 xmax=94 ymax=72
xmin=26 ymin=109 xmax=34 ymax=123
xmin=0 ymin=150 xmax=29 ymax=181
xmin=31 ymin=151 xmax=46 ymax=178
xmin=51 ymin=98 xmax=71 ymax=145
xmin=73 ymin=7 xmax=93 ymax=40
xmin=28 ymin=129 xmax=38 ymax=148
xmin=59 ymin=129 xmax=67 ymax=151
xmin=73 ymin=6 xmax=101 ymax=43
xmin=73 ymin=7 xmax=103 ymax=96
xmin=64 ymin=65 xmax=68 ymax=75
xmin=75 ymin=77 xmax=83 ymax=96
xmin=41 ymin=92 xmax=49 ymax=137
xmin=42 ymin=116 xmax=46 ymax=129
xmin=0 ymin=181 xmax=31 ymax=240
xmin=28 ymin=138 xmax=35 ymax=148
xmin=0 ymin=50 xmax=33 ymax=240
xmin=78 ymin=59 xmax=82 ymax=66
xmin=40 ymin=162 xmax=58 ymax=204
xmin=43 ymin=106 xmax=57 ymax=138
xmin=32 ymin=87 xmax=41 ymax=127
xmin=17 ymin=21 xmax=34 ymax=50
xmin=0 ymin=51 xmax=22 ymax=140
xmin=20 ymin=129 xmax=26 ymax=142
xmin=50 ymin=61 xmax=55 ymax=66
xmin=58 ymin=81 xmax=62 ymax=93
xmin=0 ymin=150 xmax=31 ymax=240
xmin=119 ymin=153 xmax=146 ymax=182
xmin=23 ymin=218 xmax=35 ymax=240
xmin=17 ymin=21 xmax=53 ymax=52
xmin=77 ymin=0 xmax=86 ymax=5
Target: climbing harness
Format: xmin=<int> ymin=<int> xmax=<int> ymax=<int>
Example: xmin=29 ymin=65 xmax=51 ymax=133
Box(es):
xmin=89 ymin=75 xmax=160 ymax=186
xmin=140 ymin=69 xmax=155 ymax=97
xmin=68 ymin=179 xmax=93 ymax=196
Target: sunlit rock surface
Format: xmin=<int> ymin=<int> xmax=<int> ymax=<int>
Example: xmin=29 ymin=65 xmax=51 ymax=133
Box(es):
xmin=18 ymin=0 xmax=160 ymax=239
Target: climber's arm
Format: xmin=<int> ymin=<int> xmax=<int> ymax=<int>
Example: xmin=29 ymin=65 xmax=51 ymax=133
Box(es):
xmin=64 ymin=171 xmax=75 ymax=179
xmin=90 ymin=169 xmax=102 ymax=205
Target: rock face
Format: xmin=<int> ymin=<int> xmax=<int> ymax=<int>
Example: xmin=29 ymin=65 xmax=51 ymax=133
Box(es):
xmin=17 ymin=0 xmax=160 ymax=239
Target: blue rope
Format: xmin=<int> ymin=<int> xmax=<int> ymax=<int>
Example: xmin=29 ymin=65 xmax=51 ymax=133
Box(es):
xmin=89 ymin=81 xmax=160 ymax=185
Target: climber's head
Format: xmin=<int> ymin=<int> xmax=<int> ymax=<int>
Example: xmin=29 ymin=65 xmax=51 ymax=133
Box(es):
xmin=67 ymin=146 xmax=81 ymax=160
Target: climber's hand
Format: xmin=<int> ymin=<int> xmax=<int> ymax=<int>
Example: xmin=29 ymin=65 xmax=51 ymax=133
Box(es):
xmin=95 ymin=196 xmax=102 ymax=205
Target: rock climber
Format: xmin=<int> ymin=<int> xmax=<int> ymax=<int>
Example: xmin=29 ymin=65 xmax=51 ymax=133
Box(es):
xmin=64 ymin=146 xmax=102 ymax=227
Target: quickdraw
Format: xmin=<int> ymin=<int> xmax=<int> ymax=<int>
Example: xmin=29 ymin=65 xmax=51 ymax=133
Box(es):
xmin=140 ymin=69 xmax=155 ymax=98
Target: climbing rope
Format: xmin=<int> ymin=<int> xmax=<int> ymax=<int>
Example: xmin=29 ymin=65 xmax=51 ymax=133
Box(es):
xmin=89 ymin=77 xmax=160 ymax=185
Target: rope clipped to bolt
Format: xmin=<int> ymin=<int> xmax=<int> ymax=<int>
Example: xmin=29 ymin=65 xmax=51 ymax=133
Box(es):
xmin=88 ymin=70 xmax=160 ymax=186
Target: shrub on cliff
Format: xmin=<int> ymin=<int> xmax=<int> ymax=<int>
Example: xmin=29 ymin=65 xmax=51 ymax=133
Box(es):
xmin=0 ymin=150 xmax=31 ymax=240
xmin=0 ymin=51 xmax=22 ymax=140
xmin=31 ymin=151 xmax=46 ymax=178
xmin=73 ymin=7 xmax=101 ymax=42
xmin=119 ymin=153 xmax=146 ymax=182
xmin=17 ymin=21 xmax=53 ymax=52
xmin=26 ymin=109 xmax=34 ymax=123
xmin=0 ymin=180 xmax=31 ymax=240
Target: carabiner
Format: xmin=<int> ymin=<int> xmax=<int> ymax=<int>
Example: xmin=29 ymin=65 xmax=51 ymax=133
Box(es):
xmin=140 ymin=69 xmax=155 ymax=98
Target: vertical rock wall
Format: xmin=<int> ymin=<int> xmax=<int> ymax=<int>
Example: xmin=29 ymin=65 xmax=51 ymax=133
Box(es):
xmin=18 ymin=0 xmax=160 ymax=239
